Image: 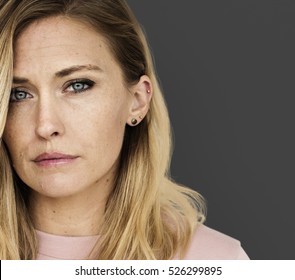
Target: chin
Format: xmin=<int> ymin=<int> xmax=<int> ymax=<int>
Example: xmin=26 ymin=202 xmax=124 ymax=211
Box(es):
xmin=29 ymin=176 xmax=86 ymax=198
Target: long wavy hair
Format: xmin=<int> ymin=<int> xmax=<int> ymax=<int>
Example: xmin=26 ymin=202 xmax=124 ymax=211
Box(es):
xmin=0 ymin=0 xmax=206 ymax=260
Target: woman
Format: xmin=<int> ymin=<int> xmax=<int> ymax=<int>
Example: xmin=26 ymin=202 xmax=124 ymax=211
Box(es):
xmin=0 ymin=0 xmax=249 ymax=260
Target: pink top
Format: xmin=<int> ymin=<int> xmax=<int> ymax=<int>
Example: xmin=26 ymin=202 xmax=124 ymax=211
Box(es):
xmin=36 ymin=224 xmax=249 ymax=260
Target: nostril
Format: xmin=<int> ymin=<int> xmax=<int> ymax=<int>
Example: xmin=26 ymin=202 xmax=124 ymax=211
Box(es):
xmin=35 ymin=109 xmax=64 ymax=139
xmin=35 ymin=122 xmax=63 ymax=140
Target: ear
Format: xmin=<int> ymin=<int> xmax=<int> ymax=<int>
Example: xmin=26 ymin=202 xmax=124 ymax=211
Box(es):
xmin=127 ymin=75 xmax=153 ymax=126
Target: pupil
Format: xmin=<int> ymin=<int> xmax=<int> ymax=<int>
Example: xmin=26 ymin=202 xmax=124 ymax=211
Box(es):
xmin=74 ymin=83 xmax=84 ymax=90
xmin=16 ymin=92 xmax=26 ymax=99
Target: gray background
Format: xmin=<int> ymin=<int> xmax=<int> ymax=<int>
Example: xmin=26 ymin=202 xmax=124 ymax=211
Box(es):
xmin=127 ymin=0 xmax=295 ymax=259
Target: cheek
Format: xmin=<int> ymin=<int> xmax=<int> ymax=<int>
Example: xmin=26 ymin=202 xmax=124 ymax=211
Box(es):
xmin=3 ymin=113 xmax=31 ymax=167
xmin=82 ymin=91 xmax=129 ymax=138
xmin=3 ymin=104 xmax=27 ymax=140
xmin=3 ymin=122 xmax=20 ymax=158
xmin=81 ymin=106 xmax=126 ymax=151
xmin=3 ymin=135 xmax=27 ymax=178
xmin=82 ymin=100 xmax=128 ymax=162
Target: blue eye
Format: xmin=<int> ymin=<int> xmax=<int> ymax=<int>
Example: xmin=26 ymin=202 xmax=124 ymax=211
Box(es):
xmin=10 ymin=89 xmax=31 ymax=102
xmin=65 ymin=80 xmax=95 ymax=93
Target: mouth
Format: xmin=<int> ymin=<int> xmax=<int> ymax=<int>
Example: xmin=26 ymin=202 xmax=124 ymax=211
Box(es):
xmin=33 ymin=152 xmax=79 ymax=168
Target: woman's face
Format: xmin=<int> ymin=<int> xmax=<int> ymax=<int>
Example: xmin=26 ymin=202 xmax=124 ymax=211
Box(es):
xmin=3 ymin=16 xmax=145 ymax=198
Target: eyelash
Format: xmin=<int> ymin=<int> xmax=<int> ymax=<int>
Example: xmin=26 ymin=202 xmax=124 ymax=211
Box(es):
xmin=63 ymin=79 xmax=95 ymax=94
xmin=9 ymin=89 xmax=32 ymax=102
xmin=10 ymin=79 xmax=95 ymax=102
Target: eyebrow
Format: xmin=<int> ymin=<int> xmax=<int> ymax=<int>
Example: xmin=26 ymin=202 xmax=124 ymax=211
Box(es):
xmin=12 ymin=64 xmax=103 ymax=84
xmin=55 ymin=64 xmax=103 ymax=78
xmin=13 ymin=77 xmax=29 ymax=84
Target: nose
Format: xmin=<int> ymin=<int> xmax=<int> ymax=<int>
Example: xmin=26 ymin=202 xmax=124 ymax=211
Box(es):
xmin=35 ymin=95 xmax=65 ymax=140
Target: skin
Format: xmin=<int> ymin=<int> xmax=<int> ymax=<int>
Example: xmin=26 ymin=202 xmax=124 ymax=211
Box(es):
xmin=3 ymin=16 xmax=152 ymax=236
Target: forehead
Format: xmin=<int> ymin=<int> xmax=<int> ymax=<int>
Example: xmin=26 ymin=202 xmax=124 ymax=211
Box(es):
xmin=14 ymin=16 xmax=117 ymax=75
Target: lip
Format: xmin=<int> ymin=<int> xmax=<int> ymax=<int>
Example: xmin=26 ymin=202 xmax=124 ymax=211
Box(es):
xmin=33 ymin=152 xmax=79 ymax=167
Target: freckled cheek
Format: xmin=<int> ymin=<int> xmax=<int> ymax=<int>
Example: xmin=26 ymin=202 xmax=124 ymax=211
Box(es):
xmin=3 ymin=122 xmax=17 ymax=153
xmin=4 ymin=107 xmax=29 ymax=140
xmin=3 ymin=118 xmax=31 ymax=166
xmin=3 ymin=133 xmax=26 ymax=171
xmin=81 ymin=109 xmax=126 ymax=156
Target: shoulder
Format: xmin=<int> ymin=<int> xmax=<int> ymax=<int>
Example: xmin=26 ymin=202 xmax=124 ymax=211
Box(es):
xmin=182 ymin=224 xmax=249 ymax=260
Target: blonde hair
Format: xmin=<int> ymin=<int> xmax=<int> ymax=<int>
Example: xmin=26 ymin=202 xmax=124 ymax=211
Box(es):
xmin=0 ymin=0 xmax=206 ymax=259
